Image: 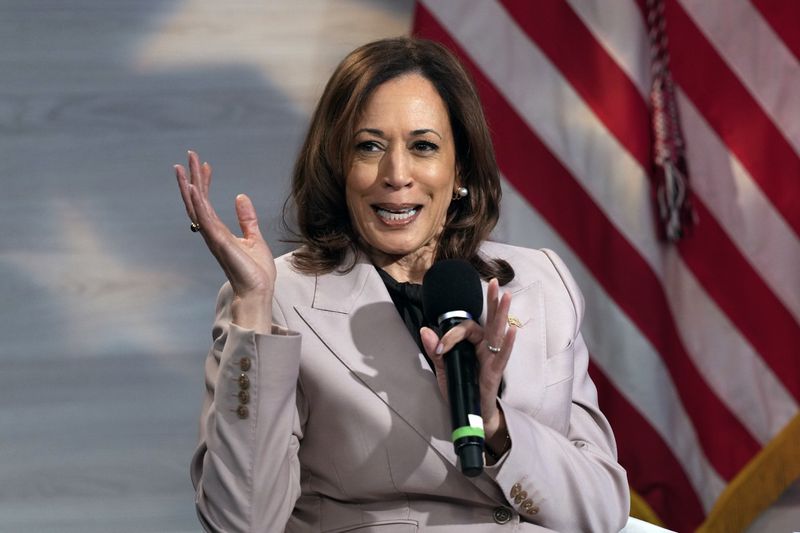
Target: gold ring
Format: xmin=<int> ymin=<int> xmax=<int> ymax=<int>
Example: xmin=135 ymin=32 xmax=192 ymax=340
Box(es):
xmin=486 ymin=343 xmax=502 ymax=353
xmin=190 ymin=222 xmax=201 ymax=233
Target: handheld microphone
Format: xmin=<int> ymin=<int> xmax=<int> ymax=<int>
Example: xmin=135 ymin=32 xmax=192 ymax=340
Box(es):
xmin=422 ymin=259 xmax=484 ymax=477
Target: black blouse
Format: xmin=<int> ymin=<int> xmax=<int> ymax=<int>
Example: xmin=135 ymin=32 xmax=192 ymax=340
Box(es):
xmin=376 ymin=268 xmax=436 ymax=372
xmin=377 ymin=267 xmax=505 ymax=396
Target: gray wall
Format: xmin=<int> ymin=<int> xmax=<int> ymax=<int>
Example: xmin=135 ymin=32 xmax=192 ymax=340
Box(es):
xmin=0 ymin=2 xmax=411 ymax=531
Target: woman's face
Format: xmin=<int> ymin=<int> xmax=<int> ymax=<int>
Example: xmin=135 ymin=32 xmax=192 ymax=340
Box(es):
xmin=346 ymin=73 xmax=457 ymax=269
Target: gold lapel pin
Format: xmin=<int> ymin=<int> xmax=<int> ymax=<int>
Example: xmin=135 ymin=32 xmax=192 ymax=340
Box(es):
xmin=508 ymin=315 xmax=523 ymax=328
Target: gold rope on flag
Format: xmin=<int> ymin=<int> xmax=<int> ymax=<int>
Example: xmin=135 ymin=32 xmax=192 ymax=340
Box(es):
xmin=646 ymin=0 xmax=696 ymax=242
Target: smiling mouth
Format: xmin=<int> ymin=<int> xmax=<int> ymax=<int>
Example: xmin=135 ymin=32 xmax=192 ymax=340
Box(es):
xmin=372 ymin=204 xmax=422 ymax=224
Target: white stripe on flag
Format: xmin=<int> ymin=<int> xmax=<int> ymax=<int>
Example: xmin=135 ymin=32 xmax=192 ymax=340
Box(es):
xmin=573 ymin=0 xmax=800 ymax=323
xmin=679 ymin=0 xmax=800 ymax=156
xmin=661 ymin=242 xmax=799 ymax=443
xmin=678 ymin=90 xmax=800 ymax=324
xmin=422 ymin=0 xmax=796 ymax=445
xmin=494 ymin=177 xmax=726 ymax=511
xmin=565 ymin=0 xmax=651 ymax=96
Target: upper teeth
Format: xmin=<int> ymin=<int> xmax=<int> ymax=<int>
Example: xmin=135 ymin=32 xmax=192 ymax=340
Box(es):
xmin=376 ymin=207 xmax=418 ymax=221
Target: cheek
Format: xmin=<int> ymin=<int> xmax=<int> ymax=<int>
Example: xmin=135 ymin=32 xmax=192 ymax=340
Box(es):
xmin=432 ymin=197 xmax=453 ymax=224
xmin=346 ymin=164 xmax=376 ymax=198
xmin=344 ymin=191 xmax=362 ymax=226
xmin=345 ymin=179 xmax=372 ymax=231
xmin=429 ymin=174 xmax=455 ymax=213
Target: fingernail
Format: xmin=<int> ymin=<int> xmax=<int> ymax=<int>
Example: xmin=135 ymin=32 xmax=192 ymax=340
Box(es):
xmin=435 ymin=343 xmax=444 ymax=355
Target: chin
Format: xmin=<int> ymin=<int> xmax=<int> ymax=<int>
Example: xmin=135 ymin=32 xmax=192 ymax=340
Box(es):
xmin=371 ymin=235 xmax=435 ymax=258
xmin=375 ymin=244 xmax=421 ymax=258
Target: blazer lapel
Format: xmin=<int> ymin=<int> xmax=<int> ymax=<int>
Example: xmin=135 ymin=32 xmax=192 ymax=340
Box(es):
xmin=294 ymin=254 xmax=457 ymax=461
xmin=486 ymin=278 xmax=547 ymax=419
xmin=294 ymin=254 xmax=546 ymax=502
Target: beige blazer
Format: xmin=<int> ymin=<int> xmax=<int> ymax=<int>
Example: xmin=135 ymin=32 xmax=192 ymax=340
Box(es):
xmin=190 ymin=242 xmax=629 ymax=532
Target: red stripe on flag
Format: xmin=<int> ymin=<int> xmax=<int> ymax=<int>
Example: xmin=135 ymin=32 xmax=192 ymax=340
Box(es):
xmin=504 ymin=0 xmax=800 ymax=401
xmin=414 ymin=3 xmax=761 ymax=480
xmin=678 ymin=198 xmax=800 ymax=401
xmin=662 ymin=0 xmax=800 ymax=236
xmin=590 ymin=361 xmax=705 ymax=532
xmin=498 ymin=0 xmax=651 ymax=165
xmin=751 ymin=0 xmax=800 ymax=63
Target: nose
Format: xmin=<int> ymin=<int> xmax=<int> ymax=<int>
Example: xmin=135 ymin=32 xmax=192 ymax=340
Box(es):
xmin=380 ymin=145 xmax=412 ymax=189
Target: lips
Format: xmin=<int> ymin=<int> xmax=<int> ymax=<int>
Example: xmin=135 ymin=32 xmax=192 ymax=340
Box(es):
xmin=372 ymin=203 xmax=422 ymax=224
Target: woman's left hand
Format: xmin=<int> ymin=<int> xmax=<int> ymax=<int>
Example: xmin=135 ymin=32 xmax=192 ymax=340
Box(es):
xmin=420 ymin=278 xmax=517 ymax=445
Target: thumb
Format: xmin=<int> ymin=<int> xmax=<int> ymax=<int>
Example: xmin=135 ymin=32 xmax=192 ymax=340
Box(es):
xmin=421 ymin=327 xmax=449 ymax=401
xmin=235 ymin=194 xmax=263 ymax=239
xmin=420 ymin=327 xmax=445 ymax=367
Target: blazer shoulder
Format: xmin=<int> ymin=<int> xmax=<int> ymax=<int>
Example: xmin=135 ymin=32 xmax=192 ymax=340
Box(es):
xmin=211 ymin=249 xmax=306 ymax=306
xmin=273 ymin=249 xmax=317 ymax=307
xmin=481 ymin=241 xmax=584 ymax=332
xmin=480 ymin=241 xmax=564 ymax=287
xmin=480 ymin=240 xmax=550 ymax=265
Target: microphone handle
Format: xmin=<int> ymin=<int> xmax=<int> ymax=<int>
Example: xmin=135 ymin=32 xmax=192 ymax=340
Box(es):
xmin=441 ymin=319 xmax=484 ymax=477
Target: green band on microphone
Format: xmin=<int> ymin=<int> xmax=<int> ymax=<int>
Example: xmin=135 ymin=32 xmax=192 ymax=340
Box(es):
xmin=452 ymin=426 xmax=485 ymax=442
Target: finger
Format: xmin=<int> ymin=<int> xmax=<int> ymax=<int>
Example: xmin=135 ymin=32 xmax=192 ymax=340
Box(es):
xmin=187 ymin=150 xmax=208 ymax=195
xmin=420 ymin=327 xmax=444 ymax=363
xmin=485 ymin=291 xmax=512 ymax=349
xmin=437 ymin=320 xmax=484 ymax=354
xmin=476 ymin=325 xmax=517 ymax=398
xmin=420 ymin=327 xmax=439 ymax=354
xmin=489 ymin=324 xmax=517 ymax=375
xmin=235 ymin=194 xmax=264 ymax=240
xmin=189 ymin=185 xmax=270 ymax=284
xmin=188 ymin=184 xmax=242 ymax=282
xmin=201 ymin=160 xmax=213 ymax=196
xmin=188 ymin=181 xmax=229 ymax=247
xmin=486 ymin=278 xmax=499 ymax=323
xmin=174 ymin=164 xmax=197 ymax=222
xmin=184 ymin=156 xmax=260 ymax=249
xmin=421 ymin=327 xmax=450 ymax=400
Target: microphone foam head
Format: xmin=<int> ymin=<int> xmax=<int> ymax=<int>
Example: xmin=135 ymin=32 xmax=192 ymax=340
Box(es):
xmin=422 ymin=259 xmax=483 ymax=325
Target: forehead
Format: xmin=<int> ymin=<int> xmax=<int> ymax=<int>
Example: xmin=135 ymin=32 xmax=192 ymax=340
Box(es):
xmin=356 ymin=73 xmax=450 ymax=129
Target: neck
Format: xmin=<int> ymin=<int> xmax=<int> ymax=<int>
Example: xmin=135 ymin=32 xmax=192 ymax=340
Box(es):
xmin=367 ymin=245 xmax=436 ymax=284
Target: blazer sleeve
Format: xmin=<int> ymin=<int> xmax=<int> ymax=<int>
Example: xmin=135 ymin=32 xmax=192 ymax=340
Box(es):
xmin=485 ymin=249 xmax=630 ymax=532
xmin=190 ymin=282 xmax=306 ymax=532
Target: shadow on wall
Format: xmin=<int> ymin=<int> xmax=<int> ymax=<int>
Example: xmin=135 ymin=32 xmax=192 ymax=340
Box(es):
xmin=0 ymin=1 xmax=412 ymax=532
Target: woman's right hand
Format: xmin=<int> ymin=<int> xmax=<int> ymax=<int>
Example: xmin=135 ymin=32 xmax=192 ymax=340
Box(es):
xmin=175 ymin=150 xmax=275 ymax=333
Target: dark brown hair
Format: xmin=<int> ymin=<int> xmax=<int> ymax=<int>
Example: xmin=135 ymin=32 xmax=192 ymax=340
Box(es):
xmin=284 ymin=37 xmax=513 ymax=284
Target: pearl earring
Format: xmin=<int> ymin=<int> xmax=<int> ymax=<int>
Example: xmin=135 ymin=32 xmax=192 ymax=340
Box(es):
xmin=453 ymin=186 xmax=468 ymax=200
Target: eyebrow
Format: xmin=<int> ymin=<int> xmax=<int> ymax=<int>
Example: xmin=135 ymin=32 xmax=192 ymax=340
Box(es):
xmin=353 ymin=128 xmax=443 ymax=140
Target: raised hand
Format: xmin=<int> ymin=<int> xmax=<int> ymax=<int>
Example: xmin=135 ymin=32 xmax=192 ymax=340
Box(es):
xmin=175 ymin=150 xmax=275 ymax=333
xmin=420 ymin=278 xmax=517 ymax=450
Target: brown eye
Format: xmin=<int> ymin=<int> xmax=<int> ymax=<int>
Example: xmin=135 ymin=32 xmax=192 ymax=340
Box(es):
xmin=413 ymin=141 xmax=438 ymax=152
xmin=356 ymin=141 xmax=382 ymax=152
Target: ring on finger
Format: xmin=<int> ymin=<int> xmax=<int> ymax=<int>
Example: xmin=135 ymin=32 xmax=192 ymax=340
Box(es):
xmin=190 ymin=222 xmax=201 ymax=233
xmin=486 ymin=342 xmax=502 ymax=353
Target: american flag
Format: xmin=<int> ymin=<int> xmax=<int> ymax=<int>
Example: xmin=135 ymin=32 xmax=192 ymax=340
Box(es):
xmin=413 ymin=1 xmax=800 ymax=531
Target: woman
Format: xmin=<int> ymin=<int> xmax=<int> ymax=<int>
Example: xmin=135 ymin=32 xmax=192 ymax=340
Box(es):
xmin=176 ymin=37 xmax=629 ymax=532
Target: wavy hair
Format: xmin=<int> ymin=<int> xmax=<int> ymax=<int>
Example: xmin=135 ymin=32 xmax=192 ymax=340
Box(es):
xmin=284 ymin=37 xmax=513 ymax=284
